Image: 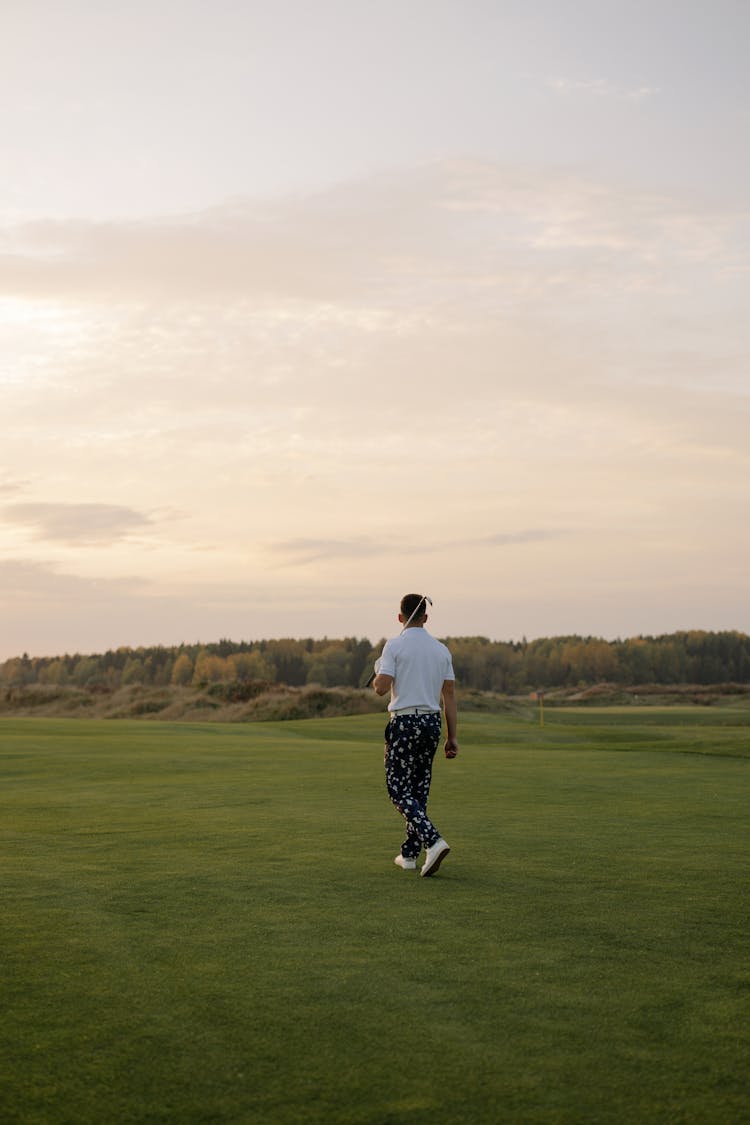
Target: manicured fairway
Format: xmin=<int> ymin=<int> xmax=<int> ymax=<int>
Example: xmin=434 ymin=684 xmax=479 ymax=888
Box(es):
xmin=1 ymin=710 xmax=749 ymax=1124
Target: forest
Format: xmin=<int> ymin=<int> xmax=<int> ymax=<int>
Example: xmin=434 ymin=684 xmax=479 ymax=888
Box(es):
xmin=1 ymin=631 xmax=749 ymax=694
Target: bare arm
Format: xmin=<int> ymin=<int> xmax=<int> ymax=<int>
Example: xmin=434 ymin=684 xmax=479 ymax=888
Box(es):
xmin=372 ymin=673 xmax=394 ymax=697
xmin=441 ymin=679 xmax=458 ymax=758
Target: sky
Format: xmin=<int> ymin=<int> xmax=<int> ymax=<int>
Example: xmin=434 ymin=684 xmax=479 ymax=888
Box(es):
xmin=1 ymin=0 xmax=749 ymax=659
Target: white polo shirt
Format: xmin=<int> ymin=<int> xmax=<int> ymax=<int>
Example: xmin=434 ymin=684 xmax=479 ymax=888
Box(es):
xmin=376 ymin=627 xmax=455 ymax=712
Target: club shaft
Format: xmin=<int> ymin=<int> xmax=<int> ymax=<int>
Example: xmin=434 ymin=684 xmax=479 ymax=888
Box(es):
xmin=365 ymin=596 xmax=430 ymax=689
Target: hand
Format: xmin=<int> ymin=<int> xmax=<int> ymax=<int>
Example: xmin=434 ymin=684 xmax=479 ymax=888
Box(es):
xmin=444 ymin=737 xmax=458 ymax=759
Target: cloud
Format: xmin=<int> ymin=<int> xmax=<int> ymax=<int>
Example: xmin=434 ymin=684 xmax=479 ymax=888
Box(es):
xmin=3 ymin=502 xmax=153 ymax=545
xmin=626 ymin=86 xmax=662 ymax=102
xmin=0 ymin=558 xmax=180 ymax=658
xmin=267 ymin=537 xmax=391 ymax=566
xmin=480 ymin=530 xmax=565 ymax=547
xmin=0 ymin=161 xmax=741 ymax=316
xmin=268 ymin=529 xmax=566 ymax=568
xmin=0 ymin=558 xmax=146 ymax=601
xmin=548 ymin=77 xmax=618 ymax=97
xmin=547 ymin=77 xmax=661 ymax=101
xmin=1 ymin=162 xmax=748 ymax=651
xmin=0 ymin=558 xmax=394 ymax=660
xmin=0 ymin=474 xmax=29 ymax=495
xmin=3 ymin=160 xmax=746 ymax=463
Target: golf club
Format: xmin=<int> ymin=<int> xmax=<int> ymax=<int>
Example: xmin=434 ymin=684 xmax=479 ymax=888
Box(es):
xmin=363 ymin=595 xmax=433 ymax=688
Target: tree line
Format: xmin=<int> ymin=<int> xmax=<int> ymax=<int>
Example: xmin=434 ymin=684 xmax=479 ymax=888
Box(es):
xmin=1 ymin=631 xmax=749 ymax=693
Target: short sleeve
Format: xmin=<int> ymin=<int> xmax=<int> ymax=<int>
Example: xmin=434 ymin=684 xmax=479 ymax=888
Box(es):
xmin=378 ymin=639 xmax=397 ymax=678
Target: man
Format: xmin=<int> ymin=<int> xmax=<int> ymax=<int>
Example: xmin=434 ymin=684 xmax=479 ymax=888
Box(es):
xmin=372 ymin=594 xmax=459 ymax=877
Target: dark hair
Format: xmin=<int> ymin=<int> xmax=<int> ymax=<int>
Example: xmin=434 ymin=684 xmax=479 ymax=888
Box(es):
xmin=401 ymin=593 xmax=428 ymax=620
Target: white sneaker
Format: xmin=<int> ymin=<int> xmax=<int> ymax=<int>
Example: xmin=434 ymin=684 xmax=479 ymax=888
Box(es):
xmin=421 ymin=838 xmax=450 ymax=877
xmin=394 ymin=854 xmax=417 ymax=870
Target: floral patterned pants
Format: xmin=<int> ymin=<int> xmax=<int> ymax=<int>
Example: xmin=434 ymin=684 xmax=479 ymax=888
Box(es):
xmin=384 ymin=712 xmax=442 ymax=858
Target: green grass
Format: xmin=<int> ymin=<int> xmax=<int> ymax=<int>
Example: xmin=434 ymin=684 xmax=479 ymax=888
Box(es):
xmin=1 ymin=710 xmax=749 ymax=1124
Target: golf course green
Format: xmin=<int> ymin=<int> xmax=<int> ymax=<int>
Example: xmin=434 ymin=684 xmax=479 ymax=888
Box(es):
xmin=2 ymin=709 xmax=748 ymax=1123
